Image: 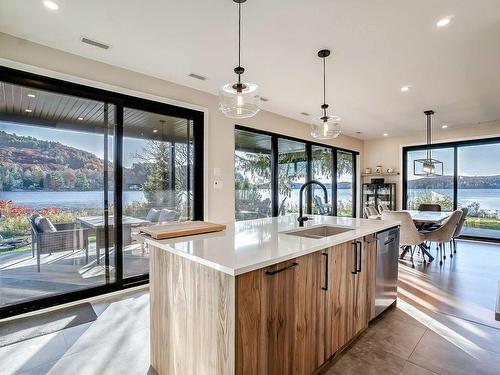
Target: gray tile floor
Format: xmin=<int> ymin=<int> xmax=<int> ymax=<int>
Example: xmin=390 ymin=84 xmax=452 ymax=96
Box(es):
xmin=2 ymin=278 xmax=500 ymax=374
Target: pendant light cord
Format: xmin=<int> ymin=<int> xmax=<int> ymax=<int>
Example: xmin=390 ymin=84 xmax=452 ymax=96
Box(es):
xmin=238 ymin=2 xmax=242 ymax=83
xmin=322 ymin=56 xmax=327 ymax=118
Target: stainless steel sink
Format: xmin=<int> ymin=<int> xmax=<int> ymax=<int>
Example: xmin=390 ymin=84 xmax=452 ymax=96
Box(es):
xmin=284 ymin=225 xmax=354 ymax=239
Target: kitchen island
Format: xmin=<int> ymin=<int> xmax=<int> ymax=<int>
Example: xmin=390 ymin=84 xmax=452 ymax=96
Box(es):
xmin=145 ymin=215 xmax=400 ymax=375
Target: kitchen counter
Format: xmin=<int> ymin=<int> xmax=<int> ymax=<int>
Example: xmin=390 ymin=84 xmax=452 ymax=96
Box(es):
xmin=143 ymin=215 xmax=400 ymax=276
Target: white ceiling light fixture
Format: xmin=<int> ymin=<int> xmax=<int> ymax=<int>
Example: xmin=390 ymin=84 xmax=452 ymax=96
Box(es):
xmin=436 ymin=17 xmax=451 ymax=27
xmin=25 ymin=109 xmax=33 ymax=113
xmin=219 ymin=0 xmax=260 ymax=119
xmin=442 ymin=124 xmax=448 ymax=128
xmin=401 ymin=85 xmax=411 ymax=92
xmin=43 ymin=0 xmax=59 ymax=11
xmin=78 ymin=117 xmax=84 ymax=121
xmin=311 ymin=49 xmax=341 ymax=140
xmin=27 ymin=93 xmax=36 ymax=98
xmin=383 ymin=133 xmax=388 ymax=137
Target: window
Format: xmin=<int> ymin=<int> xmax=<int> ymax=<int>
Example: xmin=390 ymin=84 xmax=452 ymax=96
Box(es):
xmin=405 ymin=148 xmax=455 ymax=211
xmin=403 ymin=138 xmax=500 ymax=241
xmin=234 ymin=129 xmax=272 ymax=220
xmin=0 ymin=67 xmax=204 ymax=317
xmin=234 ymin=126 xmax=358 ymax=220
xmin=337 ymin=151 xmax=355 ymax=217
xmin=278 ymin=139 xmax=307 ymax=215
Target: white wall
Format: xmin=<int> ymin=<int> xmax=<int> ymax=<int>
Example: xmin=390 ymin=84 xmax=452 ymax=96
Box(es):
xmin=0 ymin=33 xmax=363 ymax=223
xmin=363 ymin=121 xmax=500 ymax=209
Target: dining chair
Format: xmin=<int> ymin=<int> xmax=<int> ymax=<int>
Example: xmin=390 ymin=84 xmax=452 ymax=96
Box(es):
xmin=451 ymin=207 xmax=468 ymax=254
xmin=381 ymin=211 xmax=428 ymax=265
xmin=424 ymin=210 xmax=462 ymax=265
xmin=378 ymin=203 xmax=390 ymax=214
xmin=364 ymin=206 xmax=379 ymax=219
xmin=418 ymin=203 xmax=441 ymax=212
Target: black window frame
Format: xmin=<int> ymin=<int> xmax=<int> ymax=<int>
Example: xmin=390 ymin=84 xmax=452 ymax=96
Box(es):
xmin=235 ymin=125 xmax=358 ymax=218
xmin=0 ymin=66 xmax=205 ymax=318
xmin=403 ymin=136 xmax=500 ymax=243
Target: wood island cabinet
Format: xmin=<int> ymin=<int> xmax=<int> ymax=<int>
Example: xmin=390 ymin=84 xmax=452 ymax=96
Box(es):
xmin=150 ymin=235 xmax=379 ymax=375
xmin=236 ymin=235 xmax=378 ymax=374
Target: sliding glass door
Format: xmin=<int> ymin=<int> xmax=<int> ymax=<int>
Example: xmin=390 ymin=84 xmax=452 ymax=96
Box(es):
xmin=457 ymin=143 xmax=500 ymax=239
xmin=122 ymin=108 xmax=195 ymax=278
xmin=234 ymin=125 xmax=359 ymax=220
xmin=0 ymin=66 xmax=204 ymax=317
xmin=0 ymin=81 xmax=115 ymax=309
xmin=404 ymin=138 xmax=500 ymax=241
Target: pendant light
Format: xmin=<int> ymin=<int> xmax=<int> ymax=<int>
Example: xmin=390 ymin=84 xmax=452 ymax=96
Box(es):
xmin=413 ymin=110 xmax=443 ymax=176
xmin=311 ymin=49 xmax=341 ymax=139
xmin=219 ymin=0 xmax=260 ymax=119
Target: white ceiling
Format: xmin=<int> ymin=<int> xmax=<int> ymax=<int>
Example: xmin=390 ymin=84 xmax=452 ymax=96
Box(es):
xmin=1 ymin=0 xmax=499 ymax=139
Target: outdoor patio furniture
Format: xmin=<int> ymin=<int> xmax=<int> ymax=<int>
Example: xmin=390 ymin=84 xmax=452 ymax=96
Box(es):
xmin=257 ymin=198 xmax=271 ymax=218
xmin=314 ymin=195 xmax=330 ymax=215
xmin=28 ymin=216 xmax=89 ymax=272
xmin=77 ymin=216 xmax=149 ymax=265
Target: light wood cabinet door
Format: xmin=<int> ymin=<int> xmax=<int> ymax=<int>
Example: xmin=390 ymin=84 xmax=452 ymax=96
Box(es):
xmin=236 ymin=252 xmax=325 ymax=375
xmin=364 ymin=234 xmax=378 ymax=321
xmin=323 ymin=241 xmax=355 ymax=358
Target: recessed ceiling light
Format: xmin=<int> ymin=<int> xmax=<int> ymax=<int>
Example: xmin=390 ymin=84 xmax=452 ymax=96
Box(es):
xmin=27 ymin=93 xmax=36 ymax=98
xmin=78 ymin=117 xmax=84 ymax=121
xmin=153 ymin=129 xmax=158 ymax=133
xmin=436 ymin=17 xmax=451 ymax=27
xmin=25 ymin=109 xmax=33 ymax=113
xmin=383 ymin=133 xmax=388 ymax=137
xmin=401 ymin=85 xmax=411 ymax=92
xmin=442 ymin=124 xmax=448 ymax=129
xmin=43 ymin=0 xmax=59 ymax=10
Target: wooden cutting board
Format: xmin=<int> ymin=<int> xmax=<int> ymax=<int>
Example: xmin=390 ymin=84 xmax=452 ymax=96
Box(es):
xmin=140 ymin=221 xmax=226 ymax=240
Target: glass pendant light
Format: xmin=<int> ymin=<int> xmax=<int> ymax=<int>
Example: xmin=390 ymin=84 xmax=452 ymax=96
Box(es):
xmin=219 ymin=0 xmax=260 ymax=119
xmin=311 ymin=49 xmax=341 ymax=139
xmin=413 ymin=110 xmax=444 ymax=176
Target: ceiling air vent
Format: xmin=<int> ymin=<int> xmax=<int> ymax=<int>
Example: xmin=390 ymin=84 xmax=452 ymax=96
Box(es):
xmin=300 ymin=112 xmax=311 ymax=116
xmin=81 ymin=37 xmax=110 ymax=50
xmin=188 ymin=73 xmax=207 ymax=81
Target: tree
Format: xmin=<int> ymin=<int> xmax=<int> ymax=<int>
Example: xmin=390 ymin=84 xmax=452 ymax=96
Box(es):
xmin=75 ymin=171 xmax=90 ymax=191
xmin=46 ymin=171 xmax=64 ymax=190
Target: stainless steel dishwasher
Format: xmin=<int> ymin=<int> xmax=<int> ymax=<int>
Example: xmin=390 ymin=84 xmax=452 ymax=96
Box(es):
xmin=374 ymin=227 xmax=400 ymax=318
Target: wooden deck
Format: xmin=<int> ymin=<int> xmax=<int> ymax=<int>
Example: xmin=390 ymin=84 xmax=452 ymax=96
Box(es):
xmin=0 ymin=243 xmax=149 ymax=308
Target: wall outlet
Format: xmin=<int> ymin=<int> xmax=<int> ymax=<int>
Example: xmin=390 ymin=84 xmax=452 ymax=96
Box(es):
xmin=213 ymin=180 xmax=223 ymax=189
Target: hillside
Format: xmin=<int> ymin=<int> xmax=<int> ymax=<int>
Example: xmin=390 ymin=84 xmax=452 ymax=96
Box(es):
xmin=408 ymin=175 xmax=500 ymax=189
xmin=0 ymin=131 xmax=146 ymax=191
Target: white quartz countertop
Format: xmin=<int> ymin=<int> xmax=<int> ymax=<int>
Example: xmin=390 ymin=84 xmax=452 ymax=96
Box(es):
xmin=143 ymin=216 xmax=400 ymax=276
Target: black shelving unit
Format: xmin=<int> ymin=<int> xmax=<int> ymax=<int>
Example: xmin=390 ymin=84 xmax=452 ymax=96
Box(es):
xmin=361 ymin=183 xmax=396 ymax=213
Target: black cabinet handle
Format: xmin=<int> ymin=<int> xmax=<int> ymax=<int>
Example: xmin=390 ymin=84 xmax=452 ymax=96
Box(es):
xmin=352 ymin=242 xmax=358 ymax=274
xmin=356 ymin=241 xmax=362 ymax=273
xmin=384 ymin=237 xmax=395 ymax=246
xmin=265 ymin=262 xmax=298 ymax=276
xmin=322 ymin=253 xmax=328 ymax=290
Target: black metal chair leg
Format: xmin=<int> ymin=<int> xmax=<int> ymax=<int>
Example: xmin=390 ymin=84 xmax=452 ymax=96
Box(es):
xmin=453 ymin=238 xmax=457 ymax=253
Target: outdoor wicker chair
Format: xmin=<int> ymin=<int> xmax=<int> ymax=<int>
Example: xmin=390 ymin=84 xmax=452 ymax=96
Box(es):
xmin=28 ymin=216 xmax=89 ymax=272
